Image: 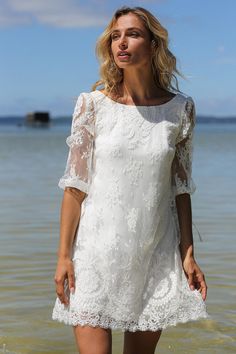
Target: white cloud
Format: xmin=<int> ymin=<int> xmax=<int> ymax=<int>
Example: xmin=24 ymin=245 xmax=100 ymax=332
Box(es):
xmin=0 ymin=0 xmax=110 ymax=28
xmin=0 ymin=1 xmax=28 ymax=26
xmin=0 ymin=0 xmax=183 ymax=28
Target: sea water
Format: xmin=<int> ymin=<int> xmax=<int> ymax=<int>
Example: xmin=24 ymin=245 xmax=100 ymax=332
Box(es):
xmin=0 ymin=120 xmax=235 ymax=353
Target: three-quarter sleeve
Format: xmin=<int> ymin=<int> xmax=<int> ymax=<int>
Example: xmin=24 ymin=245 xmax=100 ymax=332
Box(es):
xmin=171 ymin=96 xmax=196 ymax=197
xmin=58 ymin=92 xmax=95 ymax=194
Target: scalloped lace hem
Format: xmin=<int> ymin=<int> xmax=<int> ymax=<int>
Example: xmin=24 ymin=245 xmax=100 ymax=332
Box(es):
xmin=52 ymin=309 xmax=209 ymax=332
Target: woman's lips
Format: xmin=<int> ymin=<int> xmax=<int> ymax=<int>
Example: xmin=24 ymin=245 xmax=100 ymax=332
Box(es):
xmin=118 ymin=55 xmax=130 ymax=59
xmin=117 ymin=50 xmax=130 ymax=59
xmin=117 ymin=52 xmax=131 ymax=60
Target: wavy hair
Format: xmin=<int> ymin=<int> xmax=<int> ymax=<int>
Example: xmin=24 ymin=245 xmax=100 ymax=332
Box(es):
xmin=92 ymin=6 xmax=185 ymax=94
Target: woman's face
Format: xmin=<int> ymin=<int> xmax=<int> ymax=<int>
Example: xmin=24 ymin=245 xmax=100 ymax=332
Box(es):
xmin=110 ymin=13 xmax=153 ymax=70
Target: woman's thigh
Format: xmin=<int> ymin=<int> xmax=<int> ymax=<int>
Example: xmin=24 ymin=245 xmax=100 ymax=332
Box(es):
xmin=73 ymin=325 xmax=112 ymax=354
xmin=123 ymin=329 xmax=162 ymax=354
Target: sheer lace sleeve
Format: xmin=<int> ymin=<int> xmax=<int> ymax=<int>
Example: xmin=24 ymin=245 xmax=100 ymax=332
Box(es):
xmin=58 ymin=92 xmax=95 ymax=194
xmin=171 ymin=97 xmax=196 ymax=197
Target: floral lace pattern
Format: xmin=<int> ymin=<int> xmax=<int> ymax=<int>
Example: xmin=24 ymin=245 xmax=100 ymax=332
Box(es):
xmin=52 ymin=90 xmax=208 ymax=330
xmin=58 ymin=93 xmax=95 ymax=194
xmin=171 ymin=97 xmax=197 ymax=196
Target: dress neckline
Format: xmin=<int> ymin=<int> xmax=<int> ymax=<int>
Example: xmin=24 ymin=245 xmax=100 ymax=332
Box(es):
xmin=96 ymin=90 xmax=180 ymax=108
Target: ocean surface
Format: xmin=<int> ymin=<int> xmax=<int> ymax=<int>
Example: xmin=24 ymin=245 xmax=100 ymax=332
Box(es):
xmin=0 ymin=118 xmax=236 ymax=354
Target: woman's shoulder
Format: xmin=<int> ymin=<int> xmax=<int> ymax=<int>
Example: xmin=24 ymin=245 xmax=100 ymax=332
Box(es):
xmin=75 ymin=90 xmax=105 ymax=103
xmin=74 ymin=91 xmax=101 ymax=106
xmin=175 ymin=91 xmax=194 ymax=103
xmin=79 ymin=89 xmax=104 ymax=96
xmin=73 ymin=90 xmax=109 ymax=114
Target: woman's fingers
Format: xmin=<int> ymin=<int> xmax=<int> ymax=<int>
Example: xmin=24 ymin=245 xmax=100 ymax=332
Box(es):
xmin=193 ymin=270 xmax=207 ymax=301
xmin=54 ymin=275 xmax=69 ymax=305
xmin=200 ymin=281 xmax=207 ymax=301
xmin=54 ymin=259 xmax=75 ymax=305
xmin=184 ymin=260 xmax=208 ymax=301
xmin=199 ymin=275 xmax=207 ymax=301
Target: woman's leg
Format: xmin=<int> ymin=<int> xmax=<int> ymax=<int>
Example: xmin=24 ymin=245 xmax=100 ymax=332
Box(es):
xmin=73 ymin=325 xmax=112 ymax=354
xmin=123 ymin=330 xmax=162 ymax=354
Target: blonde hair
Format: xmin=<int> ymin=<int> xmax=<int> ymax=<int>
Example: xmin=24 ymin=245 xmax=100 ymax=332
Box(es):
xmin=92 ymin=6 xmax=185 ymax=95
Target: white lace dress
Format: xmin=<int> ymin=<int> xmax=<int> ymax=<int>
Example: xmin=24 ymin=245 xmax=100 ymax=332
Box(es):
xmin=52 ymin=90 xmax=208 ymax=331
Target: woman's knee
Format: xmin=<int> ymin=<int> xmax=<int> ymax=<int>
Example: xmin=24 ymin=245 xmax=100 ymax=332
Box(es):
xmin=123 ymin=330 xmax=162 ymax=354
xmin=73 ymin=325 xmax=112 ymax=354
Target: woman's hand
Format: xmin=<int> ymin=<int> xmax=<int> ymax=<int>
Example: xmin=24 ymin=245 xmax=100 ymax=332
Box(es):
xmin=182 ymin=255 xmax=207 ymax=301
xmin=54 ymin=257 xmax=75 ymax=305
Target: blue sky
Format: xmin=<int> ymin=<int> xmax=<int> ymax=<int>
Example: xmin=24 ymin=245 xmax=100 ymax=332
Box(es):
xmin=1 ymin=0 xmax=235 ymax=117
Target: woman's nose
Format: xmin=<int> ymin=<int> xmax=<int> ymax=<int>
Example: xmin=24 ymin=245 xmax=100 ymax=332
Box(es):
xmin=119 ymin=36 xmax=128 ymax=48
xmin=119 ymin=35 xmax=127 ymax=48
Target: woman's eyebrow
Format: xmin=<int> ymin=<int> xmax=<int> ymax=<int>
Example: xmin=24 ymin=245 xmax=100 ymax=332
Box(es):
xmin=111 ymin=27 xmax=144 ymax=33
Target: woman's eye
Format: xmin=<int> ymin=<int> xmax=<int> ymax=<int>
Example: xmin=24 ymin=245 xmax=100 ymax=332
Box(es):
xmin=111 ymin=34 xmax=119 ymax=40
xmin=111 ymin=32 xmax=139 ymax=40
xmin=130 ymin=32 xmax=139 ymax=37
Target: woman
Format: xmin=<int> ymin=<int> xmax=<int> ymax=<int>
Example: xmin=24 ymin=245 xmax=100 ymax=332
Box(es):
xmin=52 ymin=6 xmax=208 ymax=354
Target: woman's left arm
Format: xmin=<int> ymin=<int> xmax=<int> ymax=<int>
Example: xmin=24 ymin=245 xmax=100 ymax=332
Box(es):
xmin=175 ymin=193 xmax=207 ymax=301
xmin=172 ymin=97 xmax=207 ymax=301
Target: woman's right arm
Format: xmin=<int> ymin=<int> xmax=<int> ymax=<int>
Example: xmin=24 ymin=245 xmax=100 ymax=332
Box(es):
xmin=54 ymin=92 xmax=95 ymax=305
xmin=54 ymin=187 xmax=86 ymax=305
